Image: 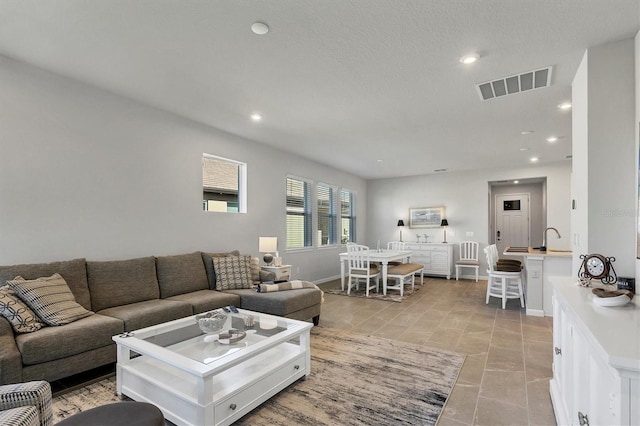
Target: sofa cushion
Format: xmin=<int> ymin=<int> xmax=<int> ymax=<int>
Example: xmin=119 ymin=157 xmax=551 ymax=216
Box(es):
xmin=156 ymin=252 xmax=209 ymax=298
xmin=87 ymin=257 xmax=159 ymax=312
xmin=224 ymin=287 xmax=322 ymax=317
xmin=0 ymin=258 xmax=91 ymax=311
xmin=7 ymin=274 xmax=93 ymax=326
xmin=213 ymin=256 xmax=253 ymax=290
xmin=165 ymin=289 xmax=241 ymax=314
xmin=0 ymin=285 xmax=44 ymax=333
xmin=201 ymin=250 xmax=240 ymax=290
xmin=15 ymin=314 xmax=123 ymax=365
xmin=97 ymin=299 xmax=192 ymax=331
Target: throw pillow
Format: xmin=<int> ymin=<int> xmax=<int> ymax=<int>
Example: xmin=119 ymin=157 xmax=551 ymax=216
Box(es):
xmin=201 ymin=250 xmax=241 ymax=290
xmin=212 ymin=255 xmax=253 ymax=290
xmin=7 ymin=273 xmax=93 ymax=326
xmin=249 ymin=256 xmax=261 ymax=284
xmin=0 ymin=285 xmax=44 ymax=333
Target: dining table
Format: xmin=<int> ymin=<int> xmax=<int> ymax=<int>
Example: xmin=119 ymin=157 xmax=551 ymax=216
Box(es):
xmin=338 ymin=249 xmax=413 ymax=292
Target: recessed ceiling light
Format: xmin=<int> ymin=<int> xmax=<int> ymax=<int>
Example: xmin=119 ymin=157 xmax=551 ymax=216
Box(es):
xmin=558 ymin=102 xmax=572 ymax=110
xmin=520 ymin=130 xmax=534 ymax=135
xmin=530 ymin=157 xmax=539 ymax=163
xmin=377 ymin=159 xmax=383 ymax=163
xmin=546 ymin=136 xmax=558 ymax=143
xmin=514 ymin=180 xmax=519 ymax=184
xmin=459 ymin=53 xmax=479 ymax=64
xmin=250 ymin=113 xmax=262 ymax=121
xmin=251 ymin=22 xmax=269 ymax=35
xmin=519 ymin=147 xmax=529 ymax=151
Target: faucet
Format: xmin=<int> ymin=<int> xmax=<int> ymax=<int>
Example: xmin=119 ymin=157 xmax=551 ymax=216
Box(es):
xmin=540 ymin=227 xmax=561 ymax=252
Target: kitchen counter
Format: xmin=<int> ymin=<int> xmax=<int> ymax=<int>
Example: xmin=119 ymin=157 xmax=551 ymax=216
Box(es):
xmin=505 ymin=246 xmax=572 ymax=256
xmin=504 ymin=246 xmax=574 ymax=316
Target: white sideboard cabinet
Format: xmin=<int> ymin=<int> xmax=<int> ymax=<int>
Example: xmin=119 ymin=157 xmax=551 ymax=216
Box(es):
xmin=550 ymin=278 xmax=640 ymax=426
xmin=403 ymin=243 xmax=453 ymax=279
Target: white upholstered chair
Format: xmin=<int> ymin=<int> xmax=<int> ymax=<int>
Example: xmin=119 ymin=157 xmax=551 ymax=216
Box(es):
xmin=346 ymin=243 xmax=380 ymax=296
xmin=455 ymin=241 xmax=480 ymax=282
xmin=484 ymin=244 xmax=525 ymax=309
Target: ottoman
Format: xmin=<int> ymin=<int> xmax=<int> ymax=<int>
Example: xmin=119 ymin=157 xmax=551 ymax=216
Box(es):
xmin=56 ymin=401 xmax=164 ymax=426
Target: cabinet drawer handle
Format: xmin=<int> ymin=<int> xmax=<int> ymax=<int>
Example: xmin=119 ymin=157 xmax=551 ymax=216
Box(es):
xmin=554 ymin=347 xmax=562 ymax=355
xmin=230 ymin=403 xmax=237 ymax=410
xmin=294 ymin=365 xmax=300 ymax=370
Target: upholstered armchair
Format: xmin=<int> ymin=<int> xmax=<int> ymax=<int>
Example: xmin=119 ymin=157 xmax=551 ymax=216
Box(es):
xmin=0 ymin=381 xmax=52 ymax=426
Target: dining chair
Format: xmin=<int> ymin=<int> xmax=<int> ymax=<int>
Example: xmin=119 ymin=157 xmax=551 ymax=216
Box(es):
xmin=455 ymin=241 xmax=480 ymax=282
xmin=484 ymin=244 xmax=525 ymax=309
xmin=386 ymin=241 xmax=406 ymax=266
xmin=346 ymin=243 xmax=380 ymax=296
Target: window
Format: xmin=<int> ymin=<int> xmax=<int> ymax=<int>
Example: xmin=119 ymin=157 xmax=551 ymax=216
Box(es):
xmin=202 ymin=154 xmax=246 ymax=213
xmin=317 ymin=183 xmax=337 ymax=246
xmin=286 ymin=176 xmax=312 ymax=249
xmin=340 ymin=189 xmax=356 ymax=244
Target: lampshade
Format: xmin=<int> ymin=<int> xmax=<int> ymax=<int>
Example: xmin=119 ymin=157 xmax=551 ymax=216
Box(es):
xmin=258 ymin=236 xmax=277 ymax=253
xmin=397 ymin=220 xmax=405 ymax=227
xmin=440 ymin=219 xmax=449 ymax=227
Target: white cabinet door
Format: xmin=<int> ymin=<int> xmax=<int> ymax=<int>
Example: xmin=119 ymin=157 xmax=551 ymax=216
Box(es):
xmin=551 ymin=297 xmax=573 ymax=425
xmin=586 ymin=353 xmax=619 ymax=425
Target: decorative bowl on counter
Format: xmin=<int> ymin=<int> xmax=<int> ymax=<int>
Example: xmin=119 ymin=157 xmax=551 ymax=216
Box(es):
xmin=195 ymin=310 xmax=228 ymax=333
xmin=591 ymin=288 xmax=634 ymax=307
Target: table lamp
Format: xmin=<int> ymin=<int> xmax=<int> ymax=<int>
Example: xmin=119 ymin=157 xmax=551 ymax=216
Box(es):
xmin=440 ymin=219 xmax=449 ymax=243
xmin=259 ymin=236 xmax=278 ymax=265
xmin=397 ymin=219 xmax=405 ymax=242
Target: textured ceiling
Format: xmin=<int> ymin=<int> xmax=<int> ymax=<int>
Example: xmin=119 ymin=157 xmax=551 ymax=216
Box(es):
xmin=0 ymin=1 xmax=638 ymax=179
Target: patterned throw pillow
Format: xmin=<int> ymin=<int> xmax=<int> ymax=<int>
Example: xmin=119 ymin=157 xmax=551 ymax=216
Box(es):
xmin=212 ymin=256 xmax=253 ymax=290
xmin=0 ymin=285 xmax=44 ymax=333
xmin=7 ymin=273 xmax=93 ymax=326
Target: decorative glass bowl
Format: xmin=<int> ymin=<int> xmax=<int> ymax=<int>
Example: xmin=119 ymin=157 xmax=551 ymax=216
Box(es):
xmin=195 ymin=310 xmax=228 ymax=334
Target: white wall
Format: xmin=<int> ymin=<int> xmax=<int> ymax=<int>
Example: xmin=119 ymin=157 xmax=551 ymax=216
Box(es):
xmin=366 ymin=162 xmax=571 ymax=275
xmin=0 ymin=56 xmax=366 ymax=282
xmin=572 ymin=37 xmax=637 ymax=279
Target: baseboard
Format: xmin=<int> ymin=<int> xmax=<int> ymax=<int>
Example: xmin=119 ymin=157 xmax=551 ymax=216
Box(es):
xmin=313 ymin=275 xmax=340 ymax=285
xmin=526 ymin=308 xmax=545 ymax=317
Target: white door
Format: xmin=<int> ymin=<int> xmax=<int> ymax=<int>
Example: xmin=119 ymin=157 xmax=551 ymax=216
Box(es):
xmin=495 ymin=193 xmax=530 ymax=254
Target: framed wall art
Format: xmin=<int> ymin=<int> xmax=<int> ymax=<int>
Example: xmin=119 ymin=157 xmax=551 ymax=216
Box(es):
xmin=409 ymin=206 xmax=445 ymax=228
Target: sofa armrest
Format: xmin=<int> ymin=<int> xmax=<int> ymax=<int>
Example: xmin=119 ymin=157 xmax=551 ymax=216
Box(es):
xmin=0 ymin=380 xmax=53 ymax=426
xmin=0 ymin=318 xmax=22 ymax=385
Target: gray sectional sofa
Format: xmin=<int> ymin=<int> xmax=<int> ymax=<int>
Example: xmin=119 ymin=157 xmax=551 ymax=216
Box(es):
xmin=0 ymin=251 xmax=322 ymax=385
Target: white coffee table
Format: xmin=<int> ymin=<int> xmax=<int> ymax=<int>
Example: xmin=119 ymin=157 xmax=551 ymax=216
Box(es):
xmin=112 ymin=309 xmax=312 ymax=426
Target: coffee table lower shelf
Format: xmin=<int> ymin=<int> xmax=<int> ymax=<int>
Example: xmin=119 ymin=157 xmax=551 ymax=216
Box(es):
xmin=117 ymin=342 xmax=307 ymax=426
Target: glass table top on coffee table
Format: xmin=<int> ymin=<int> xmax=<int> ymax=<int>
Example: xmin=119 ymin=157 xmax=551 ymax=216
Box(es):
xmin=112 ymin=308 xmax=313 ymax=426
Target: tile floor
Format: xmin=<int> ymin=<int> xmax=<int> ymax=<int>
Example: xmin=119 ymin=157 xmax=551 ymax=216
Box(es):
xmin=317 ymin=276 xmax=557 ymax=426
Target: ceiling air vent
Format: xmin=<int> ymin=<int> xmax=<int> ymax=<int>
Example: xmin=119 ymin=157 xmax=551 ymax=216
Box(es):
xmin=477 ymin=66 xmax=552 ymax=101
xmin=434 ymin=168 xmax=448 ymax=173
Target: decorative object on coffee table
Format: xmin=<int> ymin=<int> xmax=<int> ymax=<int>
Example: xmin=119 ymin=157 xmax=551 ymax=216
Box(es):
xmin=195 ymin=310 xmax=228 ymax=333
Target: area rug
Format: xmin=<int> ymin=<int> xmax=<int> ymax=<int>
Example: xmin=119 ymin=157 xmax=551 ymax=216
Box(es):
xmin=53 ymin=326 xmax=464 ymax=425
xmin=325 ymin=281 xmax=425 ymax=302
